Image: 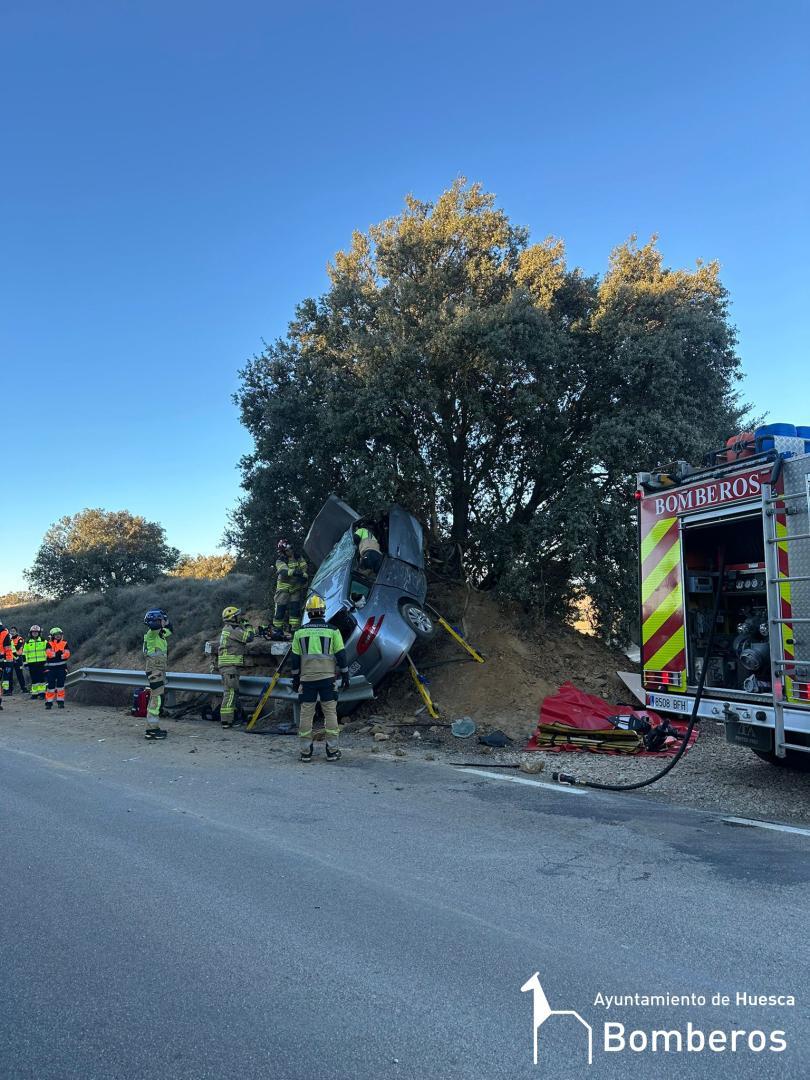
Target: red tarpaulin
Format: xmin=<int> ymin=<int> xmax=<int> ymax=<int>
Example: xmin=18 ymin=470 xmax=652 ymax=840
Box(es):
xmin=525 ymin=681 xmax=699 ymax=756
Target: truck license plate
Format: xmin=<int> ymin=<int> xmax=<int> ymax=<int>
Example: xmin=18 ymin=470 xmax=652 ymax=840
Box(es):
xmin=649 ymin=694 xmax=689 ymax=714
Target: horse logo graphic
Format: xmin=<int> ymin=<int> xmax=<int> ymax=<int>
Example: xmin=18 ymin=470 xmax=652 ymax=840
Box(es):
xmin=521 ymin=972 xmax=593 ymax=1065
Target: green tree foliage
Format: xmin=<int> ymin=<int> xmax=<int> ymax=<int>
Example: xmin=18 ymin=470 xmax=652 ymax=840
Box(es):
xmin=230 ymin=182 xmax=745 ymax=641
xmin=170 ymin=553 xmax=236 ymax=579
xmin=27 ymin=509 xmax=180 ymax=598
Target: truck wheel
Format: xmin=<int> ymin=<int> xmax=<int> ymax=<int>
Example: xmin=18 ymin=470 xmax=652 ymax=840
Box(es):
xmin=753 ymin=749 xmax=810 ymax=772
xmin=400 ymin=601 xmax=435 ymax=640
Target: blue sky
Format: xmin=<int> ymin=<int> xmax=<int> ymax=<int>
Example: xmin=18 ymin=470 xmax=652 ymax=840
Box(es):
xmin=2 ymin=0 xmax=808 ymax=591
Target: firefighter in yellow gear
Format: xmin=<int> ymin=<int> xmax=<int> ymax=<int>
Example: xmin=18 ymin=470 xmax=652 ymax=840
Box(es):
xmin=271 ymin=539 xmax=308 ymax=640
xmin=291 ymin=593 xmax=349 ymax=762
xmin=353 ymin=522 xmax=383 ymax=574
xmin=217 ymin=606 xmax=254 ymax=728
xmin=143 ymin=609 xmax=171 ymax=739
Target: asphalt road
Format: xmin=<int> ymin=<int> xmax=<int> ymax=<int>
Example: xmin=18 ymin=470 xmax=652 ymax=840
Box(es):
xmin=1 ymin=718 xmax=808 ymax=1079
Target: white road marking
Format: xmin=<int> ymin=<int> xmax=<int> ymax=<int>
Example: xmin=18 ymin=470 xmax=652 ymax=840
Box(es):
xmin=722 ymin=816 xmax=810 ymax=838
xmin=464 ymin=771 xmax=810 ymax=833
xmin=459 ymin=768 xmax=589 ymax=794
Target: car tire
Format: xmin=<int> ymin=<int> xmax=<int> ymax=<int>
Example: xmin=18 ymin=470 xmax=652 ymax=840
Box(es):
xmin=400 ymin=601 xmax=435 ymax=640
xmin=753 ymin=748 xmax=810 ymax=772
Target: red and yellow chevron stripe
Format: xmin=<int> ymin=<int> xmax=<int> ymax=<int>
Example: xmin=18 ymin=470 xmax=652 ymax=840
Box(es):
xmin=641 ymin=512 xmax=686 ymax=691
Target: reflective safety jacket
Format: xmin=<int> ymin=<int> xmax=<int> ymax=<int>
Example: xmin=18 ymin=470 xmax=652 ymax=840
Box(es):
xmin=290 ymin=618 xmax=348 ymax=683
xmin=217 ymin=621 xmax=255 ymax=668
xmin=354 ymin=527 xmax=381 ymax=558
xmin=143 ymin=627 xmax=172 ymax=657
xmin=0 ymin=628 xmax=12 ymax=662
xmin=13 ymin=635 xmax=25 ymax=657
xmin=275 ymin=556 xmax=308 ymax=593
xmin=24 ymin=636 xmax=48 ymax=664
xmin=46 ymin=638 xmax=71 ymax=667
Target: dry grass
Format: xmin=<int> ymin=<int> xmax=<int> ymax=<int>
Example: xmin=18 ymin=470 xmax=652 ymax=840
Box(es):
xmin=4 ymin=574 xmax=267 ymax=673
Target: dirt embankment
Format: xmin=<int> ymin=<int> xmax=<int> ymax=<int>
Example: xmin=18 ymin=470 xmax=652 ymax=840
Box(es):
xmin=354 ymin=585 xmax=633 ymax=743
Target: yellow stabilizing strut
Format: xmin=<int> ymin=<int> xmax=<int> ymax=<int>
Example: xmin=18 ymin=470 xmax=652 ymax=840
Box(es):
xmin=433 ymin=612 xmax=485 ymax=664
xmin=246 ymin=647 xmax=290 ymax=731
xmin=406 ymin=654 xmax=441 ymax=719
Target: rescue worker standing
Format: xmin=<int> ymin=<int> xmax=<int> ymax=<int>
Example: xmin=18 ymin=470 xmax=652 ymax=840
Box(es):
xmin=271 ymin=540 xmax=308 ymax=640
xmin=143 ymin=609 xmax=171 ymax=739
xmin=217 ymin=606 xmax=254 ymax=728
xmin=45 ymin=627 xmax=71 ymax=709
xmin=291 ymin=593 xmax=349 ymax=762
xmin=9 ymin=627 xmax=28 ymax=693
xmin=353 ymin=522 xmax=383 ymax=575
xmin=0 ymin=621 xmax=13 ymax=708
xmin=23 ymin=625 xmax=48 ymax=700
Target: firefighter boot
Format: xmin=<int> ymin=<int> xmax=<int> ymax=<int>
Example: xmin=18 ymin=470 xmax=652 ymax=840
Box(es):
xmin=57 ymin=701 xmax=65 ymax=709
xmin=299 ymin=743 xmax=314 ymax=763
xmin=325 ymin=745 xmax=341 ymax=762
xmin=145 ymin=726 xmax=168 ymax=740
xmin=45 ymin=701 xmax=53 ymax=710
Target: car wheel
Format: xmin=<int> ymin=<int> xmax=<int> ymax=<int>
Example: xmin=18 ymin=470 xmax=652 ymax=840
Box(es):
xmin=400 ymin=601 xmax=435 ymax=640
xmin=753 ymin=749 xmax=810 ymax=771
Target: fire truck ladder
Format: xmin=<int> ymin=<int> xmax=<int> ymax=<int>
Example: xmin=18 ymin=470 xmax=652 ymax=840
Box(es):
xmin=763 ymin=480 xmax=810 ymax=759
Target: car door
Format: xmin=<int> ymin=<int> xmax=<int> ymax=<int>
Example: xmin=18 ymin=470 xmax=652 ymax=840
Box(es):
xmin=304 ymin=495 xmax=360 ymax=567
xmin=386 ymin=505 xmax=424 ymax=568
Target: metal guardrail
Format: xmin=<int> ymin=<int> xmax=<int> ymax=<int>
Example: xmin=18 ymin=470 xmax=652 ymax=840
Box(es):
xmin=65 ymin=667 xmax=375 ymax=705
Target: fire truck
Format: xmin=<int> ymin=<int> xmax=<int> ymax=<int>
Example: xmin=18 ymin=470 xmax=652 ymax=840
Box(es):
xmin=636 ymin=424 xmax=810 ymax=768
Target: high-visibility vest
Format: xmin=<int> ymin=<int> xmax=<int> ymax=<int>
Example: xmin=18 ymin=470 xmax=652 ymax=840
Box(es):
xmin=291 ymin=620 xmax=347 ymax=681
xmin=355 ymin=527 xmax=381 ymax=557
xmin=23 ymin=637 xmax=48 ymax=663
xmin=46 ymin=638 xmax=71 ymax=665
xmin=218 ymin=622 xmax=254 ymax=667
xmin=143 ymin=628 xmax=171 ymax=657
xmin=276 ymin=557 xmax=307 ymax=592
xmin=0 ymin=629 xmax=12 ymax=662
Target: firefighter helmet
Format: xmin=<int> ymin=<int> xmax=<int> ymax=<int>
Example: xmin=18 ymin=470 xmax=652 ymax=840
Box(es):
xmin=144 ymin=609 xmax=167 ymax=629
xmin=30 ymin=624 xmax=42 ymax=634
xmin=222 ymin=606 xmax=241 ymax=622
xmin=50 ymin=627 xmax=63 ymax=637
xmin=277 ymin=539 xmax=291 ymax=553
xmin=305 ymin=594 xmax=326 ymax=617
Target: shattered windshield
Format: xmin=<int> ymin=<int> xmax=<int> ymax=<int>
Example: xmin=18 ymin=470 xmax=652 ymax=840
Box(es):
xmin=310 ymin=529 xmax=355 ymax=605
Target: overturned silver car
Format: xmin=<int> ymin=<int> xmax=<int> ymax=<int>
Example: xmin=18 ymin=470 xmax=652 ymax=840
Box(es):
xmin=303 ymin=496 xmax=435 ymax=687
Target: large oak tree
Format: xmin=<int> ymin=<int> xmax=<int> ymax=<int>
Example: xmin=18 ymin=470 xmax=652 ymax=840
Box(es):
xmin=229 ymin=181 xmax=745 ymax=641
xmin=27 ymin=509 xmax=179 ymax=597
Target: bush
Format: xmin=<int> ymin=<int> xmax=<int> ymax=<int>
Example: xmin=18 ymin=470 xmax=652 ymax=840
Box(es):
xmin=170 ymin=554 xmax=236 ymax=579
